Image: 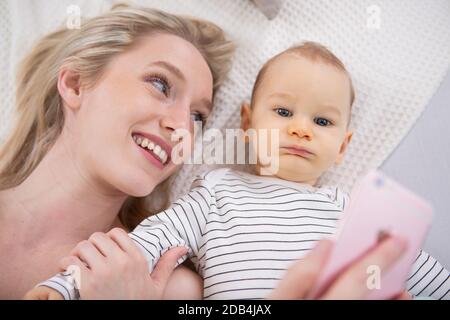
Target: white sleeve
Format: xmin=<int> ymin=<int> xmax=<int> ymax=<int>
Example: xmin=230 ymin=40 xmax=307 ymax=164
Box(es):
xmin=35 ymin=271 xmax=80 ymax=300
xmin=130 ymin=173 xmax=214 ymax=271
xmin=36 ymin=171 xmax=216 ymax=300
xmin=407 ymin=250 xmax=450 ymax=300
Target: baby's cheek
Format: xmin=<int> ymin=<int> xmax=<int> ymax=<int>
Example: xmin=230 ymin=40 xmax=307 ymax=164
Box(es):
xmin=318 ymin=143 xmax=341 ymax=166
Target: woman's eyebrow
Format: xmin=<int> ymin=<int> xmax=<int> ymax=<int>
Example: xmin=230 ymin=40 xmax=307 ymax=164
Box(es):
xmin=148 ymin=60 xmax=186 ymax=82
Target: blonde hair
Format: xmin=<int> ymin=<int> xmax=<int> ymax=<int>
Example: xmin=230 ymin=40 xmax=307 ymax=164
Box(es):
xmin=0 ymin=4 xmax=235 ymax=230
xmin=251 ymin=41 xmax=355 ymax=123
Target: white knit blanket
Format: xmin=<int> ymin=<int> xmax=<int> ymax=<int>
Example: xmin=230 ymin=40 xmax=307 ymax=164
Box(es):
xmin=1 ymin=0 xmax=449 ymax=202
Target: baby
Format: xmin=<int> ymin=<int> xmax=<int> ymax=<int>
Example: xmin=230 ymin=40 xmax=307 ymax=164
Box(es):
xmin=30 ymin=42 xmax=449 ymax=300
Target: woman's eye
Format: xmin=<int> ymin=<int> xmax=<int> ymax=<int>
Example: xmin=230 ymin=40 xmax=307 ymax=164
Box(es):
xmin=315 ymin=117 xmax=332 ymax=126
xmin=146 ymin=76 xmax=170 ymax=97
xmin=274 ymin=107 xmax=292 ymax=117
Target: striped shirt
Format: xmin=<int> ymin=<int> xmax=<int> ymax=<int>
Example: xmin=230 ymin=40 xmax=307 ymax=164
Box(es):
xmin=40 ymin=168 xmax=450 ymax=300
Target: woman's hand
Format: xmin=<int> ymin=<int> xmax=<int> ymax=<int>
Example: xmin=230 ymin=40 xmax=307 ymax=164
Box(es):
xmin=270 ymin=236 xmax=411 ymax=300
xmin=58 ymin=228 xmax=188 ymax=300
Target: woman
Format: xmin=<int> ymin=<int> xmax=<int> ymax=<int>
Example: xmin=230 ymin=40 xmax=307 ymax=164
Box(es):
xmin=0 ymin=4 xmax=234 ymax=299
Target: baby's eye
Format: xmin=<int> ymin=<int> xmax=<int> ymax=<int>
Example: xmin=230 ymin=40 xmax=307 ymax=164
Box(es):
xmin=190 ymin=112 xmax=205 ymax=123
xmin=315 ymin=117 xmax=332 ymax=126
xmin=146 ymin=76 xmax=170 ymax=97
xmin=274 ymin=107 xmax=292 ymax=117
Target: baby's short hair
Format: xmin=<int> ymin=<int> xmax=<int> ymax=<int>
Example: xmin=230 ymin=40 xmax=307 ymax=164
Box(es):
xmin=250 ymin=41 xmax=355 ymax=121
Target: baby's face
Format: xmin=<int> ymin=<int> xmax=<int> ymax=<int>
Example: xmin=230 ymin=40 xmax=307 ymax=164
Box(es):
xmin=241 ymin=54 xmax=353 ymax=185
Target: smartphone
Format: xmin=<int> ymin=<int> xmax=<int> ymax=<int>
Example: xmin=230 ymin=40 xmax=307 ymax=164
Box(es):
xmin=310 ymin=170 xmax=433 ymax=299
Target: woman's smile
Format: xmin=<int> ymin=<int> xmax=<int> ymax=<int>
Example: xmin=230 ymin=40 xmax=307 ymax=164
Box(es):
xmin=132 ymin=133 xmax=172 ymax=170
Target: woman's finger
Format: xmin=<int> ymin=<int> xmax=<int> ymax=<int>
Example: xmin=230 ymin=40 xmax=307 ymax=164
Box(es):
xmin=151 ymin=247 xmax=189 ymax=288
xmin=70 ymin=240 xmax=106 ymax=270
xmin=270 ymin=239 xmax=333 ymax=299
xmin=107 ymin=227 xmax=143 ymax=260
xmin=396 ymin=291 xmax=412 ymax=300
xmin=58 ymin=255 xmax=89 ymax=273
xmin=88 ymin=232 xmax=123 ymax=258
xmin=321 ymin=236 xmax=407 ymax=299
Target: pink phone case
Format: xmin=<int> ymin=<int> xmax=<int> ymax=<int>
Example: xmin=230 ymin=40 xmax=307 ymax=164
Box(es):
xmin=310 ymin=170 xmax=433 ymax=299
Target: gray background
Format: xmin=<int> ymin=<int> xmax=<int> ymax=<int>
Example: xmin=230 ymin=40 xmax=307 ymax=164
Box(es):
xmin=381 ymin=70 xmax=450 ymax=269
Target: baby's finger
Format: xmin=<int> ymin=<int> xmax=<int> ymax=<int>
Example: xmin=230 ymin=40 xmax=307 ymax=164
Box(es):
xmin=23 ymin=286 xmax=64 ymax=300
xmin=23 ymin=287 xmax=47 ymax=300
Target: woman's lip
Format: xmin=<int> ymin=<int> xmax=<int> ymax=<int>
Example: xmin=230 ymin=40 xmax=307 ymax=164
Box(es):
xmin=281 ymin=146 xmax=314 ymax=157
xmin=135 ymin=142 xmax=164 ymax=170
xmin=132 ymin=131 xmax=172 ymax=160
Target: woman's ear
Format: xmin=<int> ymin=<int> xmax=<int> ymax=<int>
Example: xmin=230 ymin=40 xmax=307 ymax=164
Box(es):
xmin=240 ymin=102 xmax=252 ymax=131
xmin=335 ymin=131 xmax=353 ymax=165
xmin=57 ymin=67 xmax=83 ymax=111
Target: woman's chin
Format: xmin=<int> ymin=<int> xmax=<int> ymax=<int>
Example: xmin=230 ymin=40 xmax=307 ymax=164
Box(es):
xmin=110 ymin=163 xmax=175 ymax=197
xmin=112 ymin=173 xmax=160 ymax=198
xmin=121 ymin=186 xmax=154 ymax=198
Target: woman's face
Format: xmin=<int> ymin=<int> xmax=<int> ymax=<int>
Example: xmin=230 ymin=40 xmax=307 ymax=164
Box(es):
xmin=64 ymin=33 xmax=213 ymax=197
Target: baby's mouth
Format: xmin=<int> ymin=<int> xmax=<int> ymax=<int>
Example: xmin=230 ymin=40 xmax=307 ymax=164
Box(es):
xmin=132 ymin=134 xmax=169 ymax=165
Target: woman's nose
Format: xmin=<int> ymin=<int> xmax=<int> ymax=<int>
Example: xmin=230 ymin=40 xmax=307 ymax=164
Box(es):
xmin=287 ymin=119 xmax=313 ymax=140
xmin=159 ymin=105 xmax=191 ymax=138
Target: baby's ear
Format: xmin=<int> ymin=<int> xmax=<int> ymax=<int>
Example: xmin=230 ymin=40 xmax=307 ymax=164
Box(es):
xmin=335 ymin=131 xmax=353 ymax=165
xmin=240 ymin=102 xmax=252 ymax=131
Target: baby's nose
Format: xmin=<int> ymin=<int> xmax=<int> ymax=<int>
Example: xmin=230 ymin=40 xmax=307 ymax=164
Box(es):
xmin=287 ymin=120 xmax=313 ymax=139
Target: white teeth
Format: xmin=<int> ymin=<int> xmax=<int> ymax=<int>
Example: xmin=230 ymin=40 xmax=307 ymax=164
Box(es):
xmin=132 ymin=134 xmax=169 ymax=165
xmin=161 ymin=152 xmax=168 ymax=164
xmin=157 ymin=150 xmax=167 ymax=164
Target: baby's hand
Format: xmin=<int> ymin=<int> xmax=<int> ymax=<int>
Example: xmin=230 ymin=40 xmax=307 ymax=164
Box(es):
xmin=23 ymin=286 xmax=64 ymax=300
